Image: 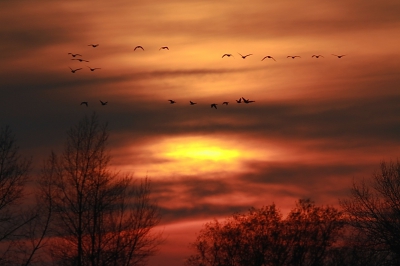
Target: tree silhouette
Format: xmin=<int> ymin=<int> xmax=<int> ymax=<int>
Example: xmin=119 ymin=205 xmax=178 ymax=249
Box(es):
xmin=39 ymin=113 xmax=162 ymax=266
xmin=326 ymin=227 xmax=391 ymax=266
xmin=285 ymin=199 xmax=344 ymax=266
xmin=186 ymin=199 xmax=344 ymax=266
xmin=0 ymin=126 xmax=33 ymax=263
xmin=340 ymin=160 xmax=400 ymax=265
xmin=186 ymin=204 xmax=288 ymax=266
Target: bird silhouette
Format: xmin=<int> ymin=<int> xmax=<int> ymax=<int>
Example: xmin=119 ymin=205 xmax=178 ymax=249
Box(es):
xmin=69 ymin=67 xmax=82 ymax=73
xmin=211 ymin=103 xmax=218 ymax=109
xmin=134 ymin=46 xmax=144 ymax=51
xmin=81 ymin=102 xmax=88 ymax=107
xmin=332 ymin=54 xmax=346 ymax=58
xmin=189 ymin=101 xmax=197 ymax=105
xmin=287 ymin=56 xmax=301 ymax=59
xmin=222 ymin=102 xmax=229 ymax=105
xmin=312 ymin=55 xmax=324 ymax=58
xmin=236 ymin=98 xmax=242 ymax=103
xmin=222 ymin=54 xmax=234 ymax=58
xmin=159 ymin=46 xmax=169 ymax=50
xmin=87 ymin=66 xmax=101 ymax=71
xmin=88 ymin=44 xmax=99 ymax=47
xmin=238 ymin=53 xmax=253 ymax=59
xmin=242 ymin=97 xmax=255 ymax=104
xmin=68 ymin=53 xmax=82 ymax=57
xmin=100 ymin=100 xmax=107 ymax=105
xmin=261 ymin=56 xmax=276 ymax=61
xmin=168 ymin=100 xmax=176 ymax=104
xmin=71 ymin=59 xmax=89 ymax=62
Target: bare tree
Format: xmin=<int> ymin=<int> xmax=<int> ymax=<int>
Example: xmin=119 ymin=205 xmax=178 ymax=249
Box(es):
xmin=0 ymin=126 xmax=32 ymax=263
xmin=40 ymin=113 xmax=161 ymax=266
xmin=340 ymin=160 xmax=400 ymax=264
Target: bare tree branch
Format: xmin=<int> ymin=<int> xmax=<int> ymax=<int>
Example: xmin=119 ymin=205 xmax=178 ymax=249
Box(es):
xmin=340 ymin=160 xmax=400 ymax=264
xmin=40 ymin=113 xmax=162 ymax=266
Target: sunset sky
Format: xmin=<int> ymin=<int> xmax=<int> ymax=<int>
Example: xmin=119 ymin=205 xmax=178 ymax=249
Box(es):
xmin=1 ymin=0 xmax=400 ymax=264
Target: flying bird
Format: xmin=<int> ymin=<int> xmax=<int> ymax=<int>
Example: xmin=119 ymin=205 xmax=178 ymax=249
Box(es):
xmin=69 ymin=67 xmax=82 ymax=73
xmin=332 ymin=54 xmax=346 ymax=58
xmin=287 ymin=56 xmax=301 ymax=59
xmin=261 ymin=56 xmax=276 ymax=61
xmin=211 ymin=103 xmax=218 ymax=109
xmin=87 ymin=66 xmax=101 ymax=71
xmin=222 ymin=54 xmax=234 ymax=58
xmin=190 ymin=101 xmax=197 ymax=105
xmin=134 ymin=46 xmax=144 ymax=51
xmin=80 ymin=101 xmax=88 ymax=107
xmin=168 ymin=100 xmax=176 ymax=104
xmin=236 ymin=98 xmax=242 ymax=103
xmin=68 ymin=53 xmax=82 ymax=57
xmin=100 ymin=100 xmax=108 ymax=105
xmin=71 ymin=59 xmax=89 ymax=62
xmin=88 ymin=44 xmax=99 ymax=47
xmin=242 ymin=97 xmax=255 ymax=104
xmin=312 ymin=55 xmax=324 ymax=58
xmin=238 ymin=53 xmax=253 ymax=59
xmin=222 ymin=102 xmax=229 ymax=105
xmin=159 ymin=46 xmax=169 ymax=50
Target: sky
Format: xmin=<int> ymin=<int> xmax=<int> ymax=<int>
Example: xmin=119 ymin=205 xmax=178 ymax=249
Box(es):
xmin=1 ymin=0 xmax=400 ymax=264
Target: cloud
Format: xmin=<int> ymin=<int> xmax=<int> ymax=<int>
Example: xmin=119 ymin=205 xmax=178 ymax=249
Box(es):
xmin=148 ymin=158 xmax=365 ymax=223
xmin=103 ymin=92 xmax=400 ymax=147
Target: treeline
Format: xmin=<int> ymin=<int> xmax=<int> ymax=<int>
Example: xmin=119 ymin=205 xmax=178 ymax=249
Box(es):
xmin=186 ymin=162 xmax=400 ymax=266
xmin=0 ymin=114 xmax=162 ymax=266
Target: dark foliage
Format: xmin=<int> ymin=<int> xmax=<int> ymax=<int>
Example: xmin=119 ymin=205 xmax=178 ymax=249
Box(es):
xmin=186 ymin=199 xmax=344 ymax=266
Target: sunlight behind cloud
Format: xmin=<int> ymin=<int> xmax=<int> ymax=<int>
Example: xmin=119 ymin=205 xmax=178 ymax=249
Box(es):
xmin=141 ymin=135 xmax=271 ymax=177
xmin=160 ymin=136 xmax=242 ymax=175
xmin=165 ymin=142 xmax=239 ymax=162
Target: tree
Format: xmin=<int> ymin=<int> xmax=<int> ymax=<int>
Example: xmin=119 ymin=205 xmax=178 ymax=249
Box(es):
xmin=326 ymin=227 xmax=391 ymax=266
xmin=186 ymin=199 xmax=343 ymax=266
xmin=285 ymin=199 xmax=344 ymax=266
xmin=340 ymin=160 xmax=400 ymax=265
xmin=40 ymin=113 xmax=162 ymax=266
xmin=186 ymin=204 xmax=287 ymax=266
xmin=0 ymin=125 xmax=32 ymax=263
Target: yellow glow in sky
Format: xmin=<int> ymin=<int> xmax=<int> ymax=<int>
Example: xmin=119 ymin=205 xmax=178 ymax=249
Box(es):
xmin=122 ymin=135 xmax=288 ymax=178
xmin=143 ymin=136 xmax=252 ymax=176
xmin=165 ymin=142 xmax=239 ymax=162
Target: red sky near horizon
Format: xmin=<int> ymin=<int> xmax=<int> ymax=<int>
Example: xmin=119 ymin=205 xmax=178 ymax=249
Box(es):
xmin=1 ymin=0 xmax=400 ymax=265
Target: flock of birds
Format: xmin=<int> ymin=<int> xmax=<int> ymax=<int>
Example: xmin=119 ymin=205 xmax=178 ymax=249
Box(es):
xmin=71 ymin=44 xmax=346 ymax=109
xmin=222 ymin=53 xmax=346 ymax=60
xmin=168 ymin=97 xmax=255 ymax=109
xmin=68 ymin=51 xmax=102 ymax=73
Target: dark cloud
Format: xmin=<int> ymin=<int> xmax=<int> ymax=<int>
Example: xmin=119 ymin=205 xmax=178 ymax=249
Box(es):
xmin=0 ymin=3 xmax=91 ymax=59
xmin=239 ymin=160 xmax=370 ymax=188
xmin=153 ymin=175 xmax=234 ymax=199
xmin=151 ymin=175 xmax=277 ymax=223
xmin=100 ymin=91 xmax=400 ymax=149
xmin=158 ymin=204 xmax=251 ymax=224
xmin=149 ymin=159 xmax=365 ymax=223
